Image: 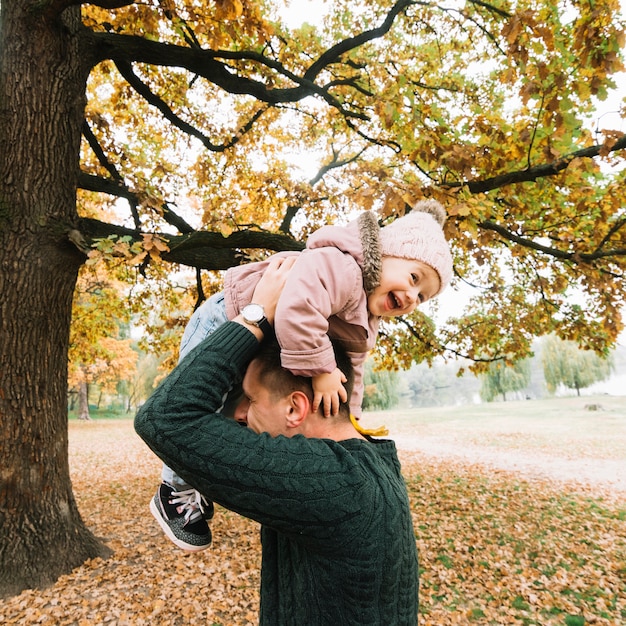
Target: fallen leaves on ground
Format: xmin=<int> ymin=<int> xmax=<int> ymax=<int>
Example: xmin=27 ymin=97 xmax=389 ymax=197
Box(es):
xmin=0 ymin=420 xmax=624 ymax=625
xmin=403 ymin=452 xmax=626 ymax=625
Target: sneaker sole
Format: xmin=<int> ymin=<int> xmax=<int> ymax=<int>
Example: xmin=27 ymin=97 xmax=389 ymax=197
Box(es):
xmin=149 ymin=497 xmax=211 ymax=552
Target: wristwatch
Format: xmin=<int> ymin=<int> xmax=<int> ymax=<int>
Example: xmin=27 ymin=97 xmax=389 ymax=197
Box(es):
xmin=241 ymin=303 xmax=273 ymax=337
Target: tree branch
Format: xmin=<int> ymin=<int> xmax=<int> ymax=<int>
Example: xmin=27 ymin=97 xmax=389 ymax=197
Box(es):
xmin=91 ymin=32 xmax=309 ymax=102
xmin=279 ymin=206 xmax=301 ymax=233
xmin=82 ymin=121 xmax=141 ymax=229
xmin=114 ymin=60 xmax=268 ymax=151
xmin=467 ymin=0 xmax=511 ymax=20
xmin=71 ymin=217 xmax=305 ymax=270
xmin=309 ymin=147 xmax=367 ymax=186
xmin=82 ymin=121 xmax=122 ymax=183
xmin=304 ymin=0 xmax=415 ymax=81
xmin=193 ymin=267 xmax=205 ymax=311
xmin=79 ymin=0 xmax=135 ymax=7
xmin=593 ymin=214 xmax=626 ymax=256
xmin=391 ymin=316 xmax=500 ymax=363
xmin=77 ymin=172 xmax=195 ymax=234
xmin=346 ymin=117 xmax=403 ymax=152
xmin=87 ymin=0 xmax=414 ymax=122
xmin=90 ymin=32 xmax=365 ymax=120
xmin=438 ymin=2 xmax=508 ymax=56
xmin=445 ymin=134 xmax=626 ymax=193
xmin=479 ymin=220 xmax=626 ymax=262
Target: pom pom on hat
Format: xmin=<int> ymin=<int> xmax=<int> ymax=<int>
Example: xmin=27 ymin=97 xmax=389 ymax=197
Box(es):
xmin=379 ymin=200 xmax=453 ymax=296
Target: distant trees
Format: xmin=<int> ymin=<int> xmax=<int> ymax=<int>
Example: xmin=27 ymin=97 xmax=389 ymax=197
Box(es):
xmin=479 ymin=358 xmax=532 ymax=402
xmin=401 ymin=360 xmax=479 ymax=407
xmin=473 ymin=336 xmax=617 ymax=402
xmin=542 ymin=334 xmax=614 ymax=396
xmin=369 ymin=334 xmax=622 ymax=408
xmin=122 ymin=353 xmax=161 ymax=413
xmin=68 ymin=267 xmax=139 ymax=419
xmin=362 ymin=359 xmax=400 ymax=411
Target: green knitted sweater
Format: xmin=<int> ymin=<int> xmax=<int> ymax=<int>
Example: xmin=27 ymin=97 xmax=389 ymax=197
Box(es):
xmin=135 ymin=322 xmax=419 ymax=625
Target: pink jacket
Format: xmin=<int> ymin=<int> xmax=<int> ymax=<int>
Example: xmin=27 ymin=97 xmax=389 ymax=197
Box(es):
xmin=223 ymin=212 xmax=383 ymax=416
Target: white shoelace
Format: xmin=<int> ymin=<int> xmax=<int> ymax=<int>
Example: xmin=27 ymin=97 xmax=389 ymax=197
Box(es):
xmin=170 ymin=488 xmax=206 ymax=525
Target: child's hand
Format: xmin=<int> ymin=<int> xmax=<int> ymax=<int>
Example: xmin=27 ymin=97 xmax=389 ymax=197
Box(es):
xmin=312 ymin=369 xmax=348 ymax=417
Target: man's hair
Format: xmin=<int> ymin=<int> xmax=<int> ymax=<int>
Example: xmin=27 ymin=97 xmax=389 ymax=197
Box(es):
xmin=252 ymin=338 xmax=355 ymax=419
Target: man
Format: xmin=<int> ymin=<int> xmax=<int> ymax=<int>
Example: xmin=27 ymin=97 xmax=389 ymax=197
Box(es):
xmin=135 ymin=258 xmax=419 ymax=625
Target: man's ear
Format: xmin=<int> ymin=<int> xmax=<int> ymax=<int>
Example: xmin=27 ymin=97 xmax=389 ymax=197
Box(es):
xmin=285 ymin=390 xmax=311 ymax=428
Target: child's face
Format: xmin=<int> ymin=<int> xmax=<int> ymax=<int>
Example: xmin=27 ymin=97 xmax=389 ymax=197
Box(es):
xmin=367 ymin=257 xmax=440 ymax=318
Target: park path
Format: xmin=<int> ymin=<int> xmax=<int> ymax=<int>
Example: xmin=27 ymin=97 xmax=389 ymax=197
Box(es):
xmin=392 ymin=433 xmax=626 ymax=496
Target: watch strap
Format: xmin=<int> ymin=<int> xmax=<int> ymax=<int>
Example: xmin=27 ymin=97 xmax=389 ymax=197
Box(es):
xmin=257 ymin=316 xmax=273 ymax=337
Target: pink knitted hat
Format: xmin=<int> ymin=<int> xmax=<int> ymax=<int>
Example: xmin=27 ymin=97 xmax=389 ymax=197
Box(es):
xmin=379 ymin=200 xmax=453 ymax=296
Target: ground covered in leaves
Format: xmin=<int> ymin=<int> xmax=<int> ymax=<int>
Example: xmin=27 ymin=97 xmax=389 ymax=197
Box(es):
xmin=1 ymin=416 xmax=624 ymax=625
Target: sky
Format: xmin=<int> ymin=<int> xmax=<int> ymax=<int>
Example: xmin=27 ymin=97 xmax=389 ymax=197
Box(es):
xmin=280 ymin=0 xmax=328 ymax=27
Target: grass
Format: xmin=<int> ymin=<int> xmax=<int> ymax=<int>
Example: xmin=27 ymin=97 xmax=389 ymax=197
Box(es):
xmin=68 ymin=406 xmax=131 ymax=420
xmin=361 ymin=393 xmax=626 ymax=460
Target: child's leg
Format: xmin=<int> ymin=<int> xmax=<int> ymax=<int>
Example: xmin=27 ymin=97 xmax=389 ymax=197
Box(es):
xmin=161 ymin=465 xmax=193 ymax=490
xmin=178 ymin=291 xmax=229 ymax=360
xmin=152 ymin=292 xmax=227 ymax=551
xmin=161 ymin=291 xmax=229 ymax=485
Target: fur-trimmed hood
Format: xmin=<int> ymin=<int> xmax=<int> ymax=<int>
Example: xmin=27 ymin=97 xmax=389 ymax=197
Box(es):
xmin=305 ymin=211 xmax=382 ymax=295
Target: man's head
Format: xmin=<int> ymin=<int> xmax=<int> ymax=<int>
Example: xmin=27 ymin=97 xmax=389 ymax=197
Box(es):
xmin=235 ymin=338 xmax=355 ymax=437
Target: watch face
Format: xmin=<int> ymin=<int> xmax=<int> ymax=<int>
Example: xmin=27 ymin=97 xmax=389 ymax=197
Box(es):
xmin=243 ymin=303 xmax=264 ymax=323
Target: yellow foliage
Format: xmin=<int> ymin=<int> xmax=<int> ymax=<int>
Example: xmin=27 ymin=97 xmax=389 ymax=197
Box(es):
xmin=215 ymin=0 xmax=243 ymax=20
xmin=76 ymin=0 xmax=626 ymax=370
xmin=69 ymin=266 xmax=138 ymax=391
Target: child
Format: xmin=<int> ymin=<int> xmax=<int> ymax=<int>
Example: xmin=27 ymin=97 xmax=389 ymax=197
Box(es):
xmin=150 ymin=199 xmax=453 ymax=551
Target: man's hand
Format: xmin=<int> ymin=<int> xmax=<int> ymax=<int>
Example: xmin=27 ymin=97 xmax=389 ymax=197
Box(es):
xmin=312 ymin=368 xmax=348 ymax=417
xmin=251 ymin=256 xmax=297 ymax=324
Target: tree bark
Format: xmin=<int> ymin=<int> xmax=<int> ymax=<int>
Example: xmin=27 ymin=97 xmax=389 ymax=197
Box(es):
xmin=0 ymin=2 xmax=110 ymax=598
xmin=78 ymin=382 xmax=91 ymax=421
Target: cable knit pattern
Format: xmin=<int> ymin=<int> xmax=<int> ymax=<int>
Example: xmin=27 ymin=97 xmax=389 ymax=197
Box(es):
xmin=135 ymin=322 xmax=419 ymax=625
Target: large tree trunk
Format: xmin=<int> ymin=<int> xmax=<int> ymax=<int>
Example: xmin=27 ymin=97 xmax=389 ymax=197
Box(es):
xmin=0 ymin=2 xmax=110 ymax=598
